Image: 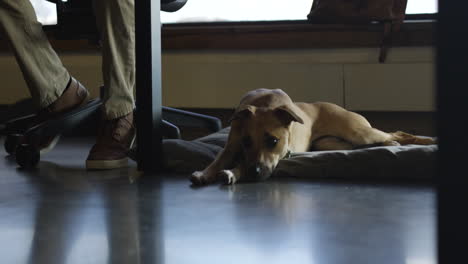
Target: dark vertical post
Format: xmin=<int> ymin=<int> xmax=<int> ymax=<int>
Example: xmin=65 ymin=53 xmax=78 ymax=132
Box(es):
xmin=135 ymin=0 xmax=163 ymax=172
xmin=437 ymin=0 xmax=468 ymax=263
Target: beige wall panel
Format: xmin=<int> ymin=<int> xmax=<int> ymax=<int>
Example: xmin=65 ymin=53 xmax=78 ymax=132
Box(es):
xmin=162 ymin=47 xmax=433 ymax=65
xmin=60 ymin=53 xmax=102 ymax=99
xmin=0 ymin=52 xmax=102 ymax=104
xmin=344 ymin=63 xmax=435 ymax=111
xmin=0 ymin=55 xmax=30 ymax=104
xmin=1 ymin=48 xmax=435 ymax=110
xmin=163 ymin=54 xmax=343 ymax=108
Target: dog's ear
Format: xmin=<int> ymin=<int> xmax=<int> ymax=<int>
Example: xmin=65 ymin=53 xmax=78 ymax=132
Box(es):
xmin=229 ymin=105 xmax=256 ymax=123
xmin=274 ymin=105 xmax=304 ymax=126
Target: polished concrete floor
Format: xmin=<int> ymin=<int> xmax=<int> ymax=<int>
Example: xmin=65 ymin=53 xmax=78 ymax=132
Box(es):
xmin=0 ymin=137 xmax=436 ymax=264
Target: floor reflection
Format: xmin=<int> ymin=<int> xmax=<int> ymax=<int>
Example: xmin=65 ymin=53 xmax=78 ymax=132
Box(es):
xmin=0 ymin=138 xmax=436 ymax=264
xmin=162 ymin=178 xmax=435 ymax=264
xmin=9 ymin=161 xmax=163 ymax=264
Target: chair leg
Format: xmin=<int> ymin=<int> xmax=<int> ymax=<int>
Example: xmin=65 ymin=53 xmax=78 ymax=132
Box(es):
xmin=163 ymin=107 xmax=222 ymax=133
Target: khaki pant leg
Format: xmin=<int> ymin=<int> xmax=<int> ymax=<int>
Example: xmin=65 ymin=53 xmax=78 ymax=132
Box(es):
xmin=93 ymin=0 xmax=135 ymax=120
xmin=0 ymin=0 xmax=70 ymax=108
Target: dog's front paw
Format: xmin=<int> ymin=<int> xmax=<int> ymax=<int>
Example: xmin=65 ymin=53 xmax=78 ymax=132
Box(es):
xmin=218 ymin=170 xmax=238 ymax=185
xmin=190 ymin=171 xmax=206 ymax=185
xmin=190 ymin=171 xmax=217 ymax=186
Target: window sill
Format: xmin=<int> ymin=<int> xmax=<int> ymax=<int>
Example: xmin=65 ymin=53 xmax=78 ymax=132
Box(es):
xmin=162 ymin=19 xmax=435 ymax=50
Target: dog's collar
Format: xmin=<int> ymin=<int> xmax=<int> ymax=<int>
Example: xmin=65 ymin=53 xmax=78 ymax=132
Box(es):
xmin=282 ymin=150 xmax=292 ymax=160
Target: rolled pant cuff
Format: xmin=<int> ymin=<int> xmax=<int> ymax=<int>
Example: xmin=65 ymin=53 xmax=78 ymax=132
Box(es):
xmin=38 ymin=74 xmax=71 ymax=109
xmin=102 ymin=105 xmax=134 ymax=120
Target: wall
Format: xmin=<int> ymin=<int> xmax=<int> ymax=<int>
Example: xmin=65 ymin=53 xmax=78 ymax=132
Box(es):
xmin=0 ymin=52 xmax=103 ymax=104
xmin=0 ymin=47 xmax=435 ymax=111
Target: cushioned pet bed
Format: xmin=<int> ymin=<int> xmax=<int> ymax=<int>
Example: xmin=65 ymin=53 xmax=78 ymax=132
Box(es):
xmin=138 ymin=128 xmax=437 ymax=180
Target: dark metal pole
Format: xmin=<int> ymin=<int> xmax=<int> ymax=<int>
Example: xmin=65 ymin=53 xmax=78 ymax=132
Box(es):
xmin=437 ymin=0 xmax=468 ymax=263
xmin=135 ymin=0 xmax=163 ymax=172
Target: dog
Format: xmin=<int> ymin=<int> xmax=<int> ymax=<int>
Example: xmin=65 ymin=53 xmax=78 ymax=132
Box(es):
xmin=190 ymin=88 xmax=435 ymax=185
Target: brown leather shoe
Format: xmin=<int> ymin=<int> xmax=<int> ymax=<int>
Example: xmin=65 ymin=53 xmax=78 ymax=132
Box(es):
xmin=86 ymin=112 xmax=135 ymax=170
xmin=33 ymin=77 xmax=89 ymax=154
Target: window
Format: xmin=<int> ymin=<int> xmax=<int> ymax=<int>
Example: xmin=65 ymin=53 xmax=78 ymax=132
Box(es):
xmin=406 ymin=0 xmax=437 ymax=15
xmin=30 ymin=0 xmax=57 ymax=25
xmin=31 ymin=0 xmax=437 ymax=26
xmin=161 ymin=0 xmax=438 ymax=24
xmin=24 ymin=0 xmax=435 ymax=50
xmin=161 ymin=0 xmax=314 ymax=23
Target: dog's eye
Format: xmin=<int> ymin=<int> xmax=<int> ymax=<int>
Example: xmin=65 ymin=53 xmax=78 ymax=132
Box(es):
xmin=242 ymin=136 xmax=252 ymax=149
xmin=265 ymin=135 xmax=279 ymax=149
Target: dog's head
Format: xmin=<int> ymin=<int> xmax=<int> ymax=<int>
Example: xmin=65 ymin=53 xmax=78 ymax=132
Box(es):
xmin=230 ymin=104 xmax=304 ymax=182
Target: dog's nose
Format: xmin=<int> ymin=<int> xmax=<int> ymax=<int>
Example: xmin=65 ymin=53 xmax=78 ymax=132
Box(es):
xmin=248 ymin=163 xmax=262 ymax=178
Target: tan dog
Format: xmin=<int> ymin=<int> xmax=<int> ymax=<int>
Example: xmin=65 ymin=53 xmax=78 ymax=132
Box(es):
xmin=190 ymin=89 xmax=435 ymax=185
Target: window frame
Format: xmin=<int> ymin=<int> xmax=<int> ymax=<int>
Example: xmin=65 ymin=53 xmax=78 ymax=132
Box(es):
xmin=0 ymin=14 xmax=436 ymax=52
xmin=161 ymin=14 xmax=436 ymax=50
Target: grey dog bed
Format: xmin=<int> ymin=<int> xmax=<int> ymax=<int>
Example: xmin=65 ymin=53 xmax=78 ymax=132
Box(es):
xmin=138 ymin=127 xmax=437 ymax=180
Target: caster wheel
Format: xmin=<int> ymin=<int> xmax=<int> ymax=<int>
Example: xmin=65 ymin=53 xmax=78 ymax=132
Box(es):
xmin=4 ymin=134 xmax=22 ymax=155
xmin=15 ymin=144 xmax=40 ymax=168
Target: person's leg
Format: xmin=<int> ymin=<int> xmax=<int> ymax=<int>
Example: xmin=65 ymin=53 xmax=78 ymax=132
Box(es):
xmin=86 ymin=0 xmax=135 ymax=170
xmin=93 ymin=0 xmax=135 ymax=119
xmin=0 ymin=0 xmax=72 ymax=108
xmin=0 ymin=0 xmax=89 ymax=154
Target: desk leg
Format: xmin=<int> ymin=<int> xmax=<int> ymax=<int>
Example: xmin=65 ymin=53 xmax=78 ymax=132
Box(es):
xmin=437 ymin=0 xmax=468 ymax=263
xmin=135 ymin=0 xmax=163 ymax=172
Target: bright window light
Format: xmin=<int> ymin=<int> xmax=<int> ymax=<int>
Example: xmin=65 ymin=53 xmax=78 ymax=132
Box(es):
xmin=30 ymin=0 xmax=57 ymax=25
xmin=161 ymin=0 xmax=438 ymax=23
xmin=161 ymin=0 xmax=315 ymax=23
xmin=28 ymin=0 xmax=438 ymax=26
xmin=406 ymin=0 xmax=437 ymax=15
